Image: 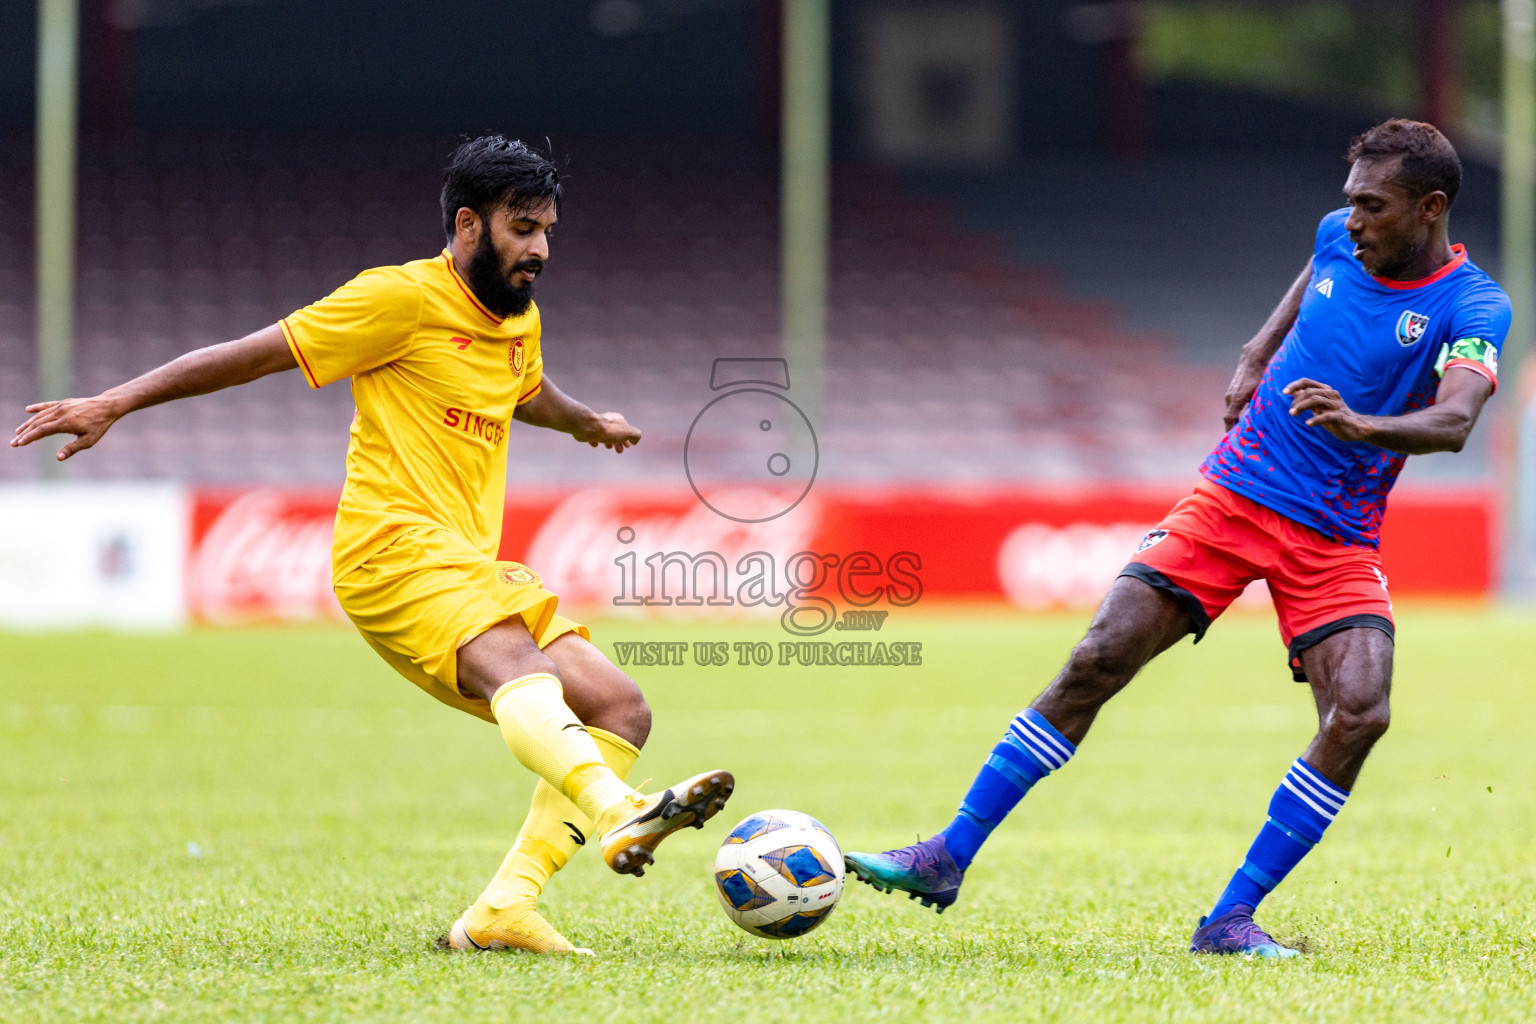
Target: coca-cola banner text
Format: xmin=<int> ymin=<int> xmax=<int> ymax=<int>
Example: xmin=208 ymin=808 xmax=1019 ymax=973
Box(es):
xmin=188 ymin=488 xmax=347 ymax=624
xmin=184 ymin=485 xmax=1494 ymax=624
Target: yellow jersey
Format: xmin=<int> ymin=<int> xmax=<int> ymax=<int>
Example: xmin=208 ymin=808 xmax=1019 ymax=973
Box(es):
xmin=281 ymin=249 xmax=544 ymax=579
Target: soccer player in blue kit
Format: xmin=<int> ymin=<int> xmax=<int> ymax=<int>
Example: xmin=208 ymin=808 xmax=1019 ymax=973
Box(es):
xmin=845 ymin=120 xmax=1512 ymax=956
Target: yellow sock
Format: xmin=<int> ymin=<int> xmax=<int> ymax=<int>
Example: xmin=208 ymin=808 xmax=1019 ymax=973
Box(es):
xmin=477 ymin=727 xmax=641 ymax=912
xmin=489 ymin=674 xmax=636 ymax=826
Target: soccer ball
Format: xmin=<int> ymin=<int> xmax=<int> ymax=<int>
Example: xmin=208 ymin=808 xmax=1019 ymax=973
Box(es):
xmin=713 ymin=809 xmax=845 ymax=939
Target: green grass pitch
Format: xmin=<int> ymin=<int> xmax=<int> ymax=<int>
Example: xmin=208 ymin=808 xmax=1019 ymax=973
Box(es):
xmin=2 ymin=606 xmax=1533 ymax=1022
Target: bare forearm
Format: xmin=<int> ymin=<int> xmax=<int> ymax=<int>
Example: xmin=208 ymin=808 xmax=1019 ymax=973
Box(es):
xmin=1241 ymin=260 xmax=1311 ymax=366
xmin=11 ymin=322 xmax=296 ymax=459
xmin=513 ymin=377 xmax=598 ymax=435
xmin=104 ymin=328 xmax=297 ymax=416
xmin=1223 ymin=260 xmax=1313 ymax=429
xmin=512 ymin=374 xmax=642 ymax=451
xmin=1351 ymin=406 xmax=1475 ymax=455
xmin=1284 ymin=368 xmax=1491 ymax=456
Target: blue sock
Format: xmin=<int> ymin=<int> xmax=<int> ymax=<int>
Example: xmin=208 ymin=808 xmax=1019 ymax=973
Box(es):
xmin=939 ymin=708 xmax=1076 ymax=869
xmin=1209 ymin=759 xmax=1350 ymax=920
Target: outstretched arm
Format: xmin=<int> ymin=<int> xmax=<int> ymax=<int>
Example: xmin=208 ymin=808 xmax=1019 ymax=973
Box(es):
xmin=1223 ymin=259 xmax=1313 ymax=430
xmin=1284 ymin=366 xmax=1494 ymax=455
xmin=10 ymin=323 xmax=297 ymax=460
xmin=514 ymin=374 xmax=640 ymax=451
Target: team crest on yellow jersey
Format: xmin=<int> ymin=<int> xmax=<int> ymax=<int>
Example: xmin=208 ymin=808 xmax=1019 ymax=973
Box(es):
xmin=510 ymin=338 xmax=525 ymax=374
xmin=498 ymin=563 xmax=542 ymax=587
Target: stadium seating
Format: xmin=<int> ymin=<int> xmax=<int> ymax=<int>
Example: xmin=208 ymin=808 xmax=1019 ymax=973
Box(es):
xmin=0 ymin=131 xmax=1226 ymax=484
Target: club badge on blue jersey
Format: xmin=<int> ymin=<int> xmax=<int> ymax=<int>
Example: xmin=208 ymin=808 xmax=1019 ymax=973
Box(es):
xmin=1396 ymin=310 xmax=1430 ymax=346
xmin=1204 ymin=208 xmax=1511 ymax=548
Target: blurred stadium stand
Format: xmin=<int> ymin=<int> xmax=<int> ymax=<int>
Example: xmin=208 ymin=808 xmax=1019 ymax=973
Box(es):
xmin=0 ymin=130 xmax=1232 ymax=486
xmin=0 ymin=0 xmax=1502 ymax=489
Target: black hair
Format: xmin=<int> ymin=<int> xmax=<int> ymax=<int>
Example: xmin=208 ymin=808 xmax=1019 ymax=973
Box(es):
xmin=440 ymin=135 xmax=562 ymax=241
xmin=1347 ymin=119 xmax=1462 ymax=208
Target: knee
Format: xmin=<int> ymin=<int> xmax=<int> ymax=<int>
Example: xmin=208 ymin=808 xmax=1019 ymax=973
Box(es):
xmin=511 ymin=649 xmax=562 ymax=690
xmin=1324 ymin=697 xmax=1391 ymax=751
xmin=461 ymin=648 xmax=560 ymax=705
xmin=563 ymin=652 xmax=651 ymax=749
xmin=1056 ymin=633 xmax=1140 ymax=703
xmin=607 ymin=674 xmax=652 ymax=749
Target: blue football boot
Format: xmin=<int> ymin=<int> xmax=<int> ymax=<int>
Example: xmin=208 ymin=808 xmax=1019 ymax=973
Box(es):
xmin=1189 ymin=905 xmax=1299 ymax=958
xmin=844 ymin=835 xmax=964 ymax=913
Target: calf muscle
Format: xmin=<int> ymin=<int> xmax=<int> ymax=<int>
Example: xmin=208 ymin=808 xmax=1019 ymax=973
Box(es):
xmin=1031 ymin=576 xmax=1194 ymax=745
xmin=455 ymin=621 xmax=651 ymax=749
xmin=1299 ymin=627 xmax=1393 ymax=790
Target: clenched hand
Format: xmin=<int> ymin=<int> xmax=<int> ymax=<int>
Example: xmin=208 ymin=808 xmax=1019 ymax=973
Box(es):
xmin=1283 ymin=378 xmax=1371 ymax=442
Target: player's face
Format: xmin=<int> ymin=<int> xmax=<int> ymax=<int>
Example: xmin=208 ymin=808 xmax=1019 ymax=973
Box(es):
xmin=1342 ymin=157 xmax=1430 ymax=279
xmin=462 ymin=201 xmax=557 ymax=318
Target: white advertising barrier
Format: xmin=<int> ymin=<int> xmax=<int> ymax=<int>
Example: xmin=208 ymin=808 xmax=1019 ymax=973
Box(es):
xmin=0 ymin=483 xmax=188 ymax=629
xmin=997 ymin=522 xmax=1154 ymax=607
xmin=997 ymin=521 xmax=1268 ymax=609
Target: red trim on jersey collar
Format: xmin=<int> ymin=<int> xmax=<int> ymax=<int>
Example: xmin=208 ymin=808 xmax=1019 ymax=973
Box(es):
xmin=440 ymin=249 xmax=504 ymax=325
xmin=1372 ymin=244 xmax=1467 ymax=290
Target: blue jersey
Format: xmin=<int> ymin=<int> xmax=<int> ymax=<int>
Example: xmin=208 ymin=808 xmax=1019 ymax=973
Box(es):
xmin=1202 ymin=208 xmax=1510 ymax=548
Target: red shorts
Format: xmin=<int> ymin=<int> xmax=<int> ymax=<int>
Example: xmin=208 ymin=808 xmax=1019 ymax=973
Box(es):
xmin=1125 ymin=479 xmax=1394 ymax=681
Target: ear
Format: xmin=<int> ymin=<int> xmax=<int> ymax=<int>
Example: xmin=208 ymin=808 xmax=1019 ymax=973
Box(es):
xmin=1419 ymin=190 xmax=1448 ymax=224
xmin=454 ymin=206 xmax=482 ymax=246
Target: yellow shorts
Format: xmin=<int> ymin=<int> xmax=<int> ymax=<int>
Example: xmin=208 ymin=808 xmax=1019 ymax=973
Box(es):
xmin=334 ymin=525 xmax=588 ymax=723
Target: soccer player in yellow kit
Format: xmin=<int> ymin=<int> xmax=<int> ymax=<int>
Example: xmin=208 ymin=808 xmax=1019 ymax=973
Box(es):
xmin=11 ymin=136 xmax=734 ymax=955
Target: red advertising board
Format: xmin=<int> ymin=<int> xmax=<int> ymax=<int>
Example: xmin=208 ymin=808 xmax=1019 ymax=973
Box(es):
xmin=188 ymin=488 xmax=351 ymax=624
xmin=186 ymin=484 xmax=1493 ymax=623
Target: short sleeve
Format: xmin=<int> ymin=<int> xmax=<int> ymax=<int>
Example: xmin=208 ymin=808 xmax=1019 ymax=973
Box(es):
xmin=516 ymin=311 xmax=544 ymax=405
xmin=1315 ymin=208 xmax=1350 ymax=257
xmin=281 ymin=267 xmax=422 ymax=388
xmin=1434 ymin=283 xmax=1512 ymax=393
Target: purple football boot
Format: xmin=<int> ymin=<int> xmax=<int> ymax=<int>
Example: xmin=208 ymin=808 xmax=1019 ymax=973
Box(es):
xmin=1189 ymin=905 xmax=1299 ymax=958
xmin=844 ymin=835 xmax=964 ymax=913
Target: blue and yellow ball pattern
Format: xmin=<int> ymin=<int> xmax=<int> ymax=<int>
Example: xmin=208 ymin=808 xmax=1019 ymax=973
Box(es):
xmin=760 ymin=845 xmax=837 ymax=887
xmin=712 ymin=808 xmax=844 ymax=940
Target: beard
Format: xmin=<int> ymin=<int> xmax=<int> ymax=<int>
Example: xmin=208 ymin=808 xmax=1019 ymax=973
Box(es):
xmin=463 ymin=231 xmax=539 ymax=318
xmin=1360 ymin=235 xmax=1424 ymax=279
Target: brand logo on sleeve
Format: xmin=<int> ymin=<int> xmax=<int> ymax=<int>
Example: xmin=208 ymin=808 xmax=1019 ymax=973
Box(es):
xmin=1395 ymin=311 xmax=1430 ymax=347
xmin=1315 ymin=278 xmax=1334 ymax=298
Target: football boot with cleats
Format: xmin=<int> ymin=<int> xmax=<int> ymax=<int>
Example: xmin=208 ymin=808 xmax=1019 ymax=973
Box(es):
xmin=844 ymin=834 xmax=964 ymax=913
xmin=445 ymin=902 xmax=593 ymax=956
xmin=598 ymin=769 xmax=734 ymax=876
xmin=1189 ymin=905 xmax=1299 ymax=958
